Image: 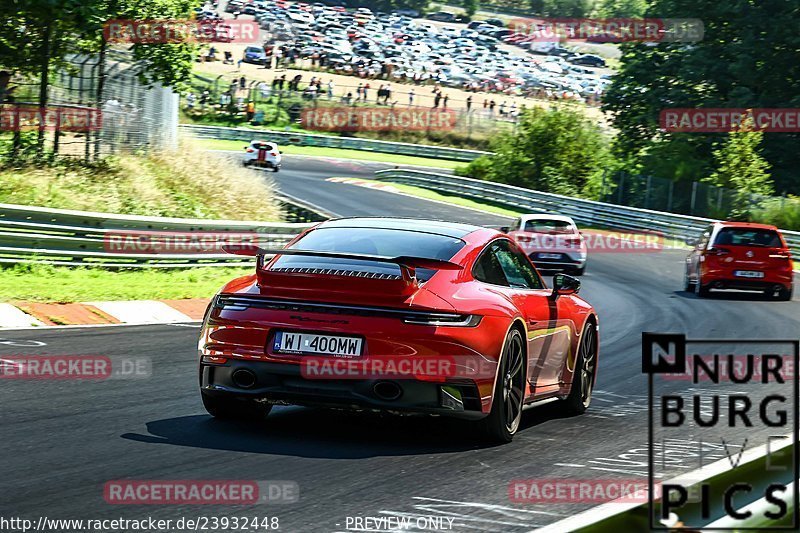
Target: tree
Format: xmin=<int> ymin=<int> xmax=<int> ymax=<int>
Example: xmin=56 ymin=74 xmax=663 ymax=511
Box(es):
xmin=704 ymin=115 xmax=773 ymax=219
xmin=603 ymin=0 xmax=800 ymax=195
xmin=596 ymin=0 xmax=648 ymax=17
xmin=462 ymin=0 xmax=479 ymax=19
xmin=462 ymin=106 xmax=610 ymax=197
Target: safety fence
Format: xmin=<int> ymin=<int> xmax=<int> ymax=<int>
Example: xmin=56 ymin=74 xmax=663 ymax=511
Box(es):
xmin=0 ymin=202 xmax=314 ymax=268
xmin=372 ymin=169 xmax=800 ymax=255
xmin=180 ymin=124 xmax=490 ymax=161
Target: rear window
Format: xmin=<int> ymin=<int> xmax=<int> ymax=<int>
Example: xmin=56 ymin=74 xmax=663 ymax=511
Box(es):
xmin=275 ymin=227 xmax=466 ymax=282
xmin=251 ymin=142 xmax=276 ymax=150
xmin=713 ymin=228 xmax=782 ymax=247
xmin=523 ymin=219 xmax=575 ymax=234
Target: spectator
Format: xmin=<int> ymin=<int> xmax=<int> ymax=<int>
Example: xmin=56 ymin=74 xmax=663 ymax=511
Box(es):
xmin=408 ymin=89 xmax=415 ymax=106
xmin=185 ymin=92 xmax=196 ymax=110
xmin=443 ymin=94 xmax=449 ymax=109
xmin=327 ymin=80 xmax=335 ymax=99
xmin=246 ymin=101 xmax=255 ymax=121
xmin=239 ymin=76 xmax=246 ymax=90
xmin=433 ymin=93 xmax=441 ymax=108
xmin=466 ymin=95 xmax=472 ymax=112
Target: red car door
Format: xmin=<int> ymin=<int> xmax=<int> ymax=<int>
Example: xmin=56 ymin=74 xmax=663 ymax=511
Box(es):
xmin=489 ymin=240 xmax=576 ymax=397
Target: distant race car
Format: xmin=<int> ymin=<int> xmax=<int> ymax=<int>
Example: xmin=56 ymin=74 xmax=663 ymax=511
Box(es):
xmin=199 ymin=218 xmax=599 ymax=442
xmin=243 ymin=140 xmax=282 ymax=171
xmin=505 ymin=214 xmax=588 ymax=275
xmin=685 ymin=221 xmax=794 ymax=300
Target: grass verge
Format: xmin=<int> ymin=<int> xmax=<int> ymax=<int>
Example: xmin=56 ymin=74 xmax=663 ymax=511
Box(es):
xmin=1 ymin=264 xmax=252 ymax=303
xmin=194 ymin=138 xmax=466 ymax=169
xmin=0 ymin=143 xmax=282 ymax=220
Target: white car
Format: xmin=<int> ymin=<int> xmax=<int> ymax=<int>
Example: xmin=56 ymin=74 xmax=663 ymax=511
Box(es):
xmin=504 ymin=214 xmax=588 ymax=275
xmin=243 ymin=140 xmax=282 ymax=172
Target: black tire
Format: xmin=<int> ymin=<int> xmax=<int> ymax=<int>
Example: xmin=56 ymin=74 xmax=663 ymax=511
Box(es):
xmin=562 ymin=321 xmax=598 ymax=415
xmin=695 ymin=279 xmax=710 ymax=297
xmin=573 ymin=265 xmax=585 ymax=276
xmin=776 ymin=285 xmax=793 ymax=301
xmin=475 ymin=328 xmax=526 ymax=443
xmin=683 ymin=269 xmax=693 ymax=292
xmin=273 ymin=166 xmax=280 ymax=172
xmin=201 ymin=391 xmax=272 ymax=421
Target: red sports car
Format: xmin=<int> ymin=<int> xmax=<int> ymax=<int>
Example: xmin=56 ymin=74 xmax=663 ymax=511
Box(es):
xmin=685 ymin=221 xmax=794 ymax=300
xmin=199 ymin=218 xmax=599 ymax=442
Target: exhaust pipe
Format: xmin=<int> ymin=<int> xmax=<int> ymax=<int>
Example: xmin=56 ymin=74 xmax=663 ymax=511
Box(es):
xmin=373 ymin=381 xmax=402 ymax=401
xmin=231 ymin=369 xmax=257 ymax=389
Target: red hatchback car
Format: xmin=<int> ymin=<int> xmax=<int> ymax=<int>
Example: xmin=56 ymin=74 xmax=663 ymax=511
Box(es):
xmin=685 ymin=222 xmax=794 ymax=300
xmin=199 ymin=218 xmax=599 ymax=442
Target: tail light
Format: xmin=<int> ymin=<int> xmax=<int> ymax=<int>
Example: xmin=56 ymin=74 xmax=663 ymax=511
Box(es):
xmin=269 ymin=152 xmax=277 ymax=156
xmin=246 ymin=148 xmax=255 ymax=153
xmin=769 ymin=251 xmax=791 ymax=260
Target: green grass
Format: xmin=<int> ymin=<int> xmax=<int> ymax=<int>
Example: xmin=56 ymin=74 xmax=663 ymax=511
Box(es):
xmin=194 ymin=138 xmax=466 ymax=169
xmin=0 ymin=145 xmax=282 ymax=220
xmin=1 ymin=264 xmax=252 ymax=303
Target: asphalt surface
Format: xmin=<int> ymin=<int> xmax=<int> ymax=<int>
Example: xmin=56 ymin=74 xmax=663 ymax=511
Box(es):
xmin=2 ymin=156 xmax=798 ymax=532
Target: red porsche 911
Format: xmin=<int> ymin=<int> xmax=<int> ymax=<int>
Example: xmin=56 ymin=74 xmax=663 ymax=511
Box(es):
xmin=199 ymin=218 xmax=599 ymax=442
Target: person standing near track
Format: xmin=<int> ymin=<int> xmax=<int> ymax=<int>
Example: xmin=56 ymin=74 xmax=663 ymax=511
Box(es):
xmin=408 ymin=89 xmax=415 ymax=106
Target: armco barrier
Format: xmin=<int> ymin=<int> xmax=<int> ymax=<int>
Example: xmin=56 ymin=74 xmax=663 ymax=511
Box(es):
xmin=0 ymin=203 xmax=314 ymax=268
xmin=180 ymin=124 xmax=490 ymax=162
xmin=373 ymin=169 xmax=800 ymax=255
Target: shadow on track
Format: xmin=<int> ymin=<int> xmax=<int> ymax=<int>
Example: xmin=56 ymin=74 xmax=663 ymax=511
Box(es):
xmin=121 ymin=402 xmax=577 ymax=459
xmin=672 ymin=290 xmax=788 ymax=302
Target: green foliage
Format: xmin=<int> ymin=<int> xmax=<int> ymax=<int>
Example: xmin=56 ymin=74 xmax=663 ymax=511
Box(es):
xmin=603 ymin=0 xmax=800 ymax=195
xmin=462 ymin=0 xmax=479 ymax=18
xmin=595 ymin=0 xmax=648 ymax=17
xmin=528 ymin=0 xmax=596 ymax=17
xmin=461 ymin=106 xmax=610 ymax=197
xmin=704 ymin=117 xmax=773 ymax=220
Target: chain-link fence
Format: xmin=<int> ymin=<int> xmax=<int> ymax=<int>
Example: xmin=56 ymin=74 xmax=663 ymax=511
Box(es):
xmin=1 ymin=50 xmax=178 ymax=161
xmin=599 ymin=171 xmax=800 ymax=229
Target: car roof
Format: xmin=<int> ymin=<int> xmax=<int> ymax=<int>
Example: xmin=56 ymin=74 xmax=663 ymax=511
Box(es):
xmin=519 ymin=213 xmax=576 ymax=224
xmin=316 ymin=217 xmax=484 ymax=238
xmin=714 ymin=221 xmax=779 ymax=231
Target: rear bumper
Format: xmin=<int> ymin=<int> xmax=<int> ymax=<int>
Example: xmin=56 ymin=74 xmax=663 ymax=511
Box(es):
xmin=701 ymin=268 xmax=793 ymax=290
xmin=528 ymin=252 xmax=586 ymax=271
xmin=199 ymin=359 xmax=486 ymax=419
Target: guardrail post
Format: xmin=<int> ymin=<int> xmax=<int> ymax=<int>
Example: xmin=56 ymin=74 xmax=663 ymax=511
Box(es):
xmin=690 ymin=181 xmax=698 ymax=215
xmin=667 ymin=181 xmax=674 ymax=212
xmin=617 ymin=172 xmax=625 ymax=205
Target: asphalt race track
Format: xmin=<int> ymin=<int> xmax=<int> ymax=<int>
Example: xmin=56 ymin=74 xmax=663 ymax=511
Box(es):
xmin=1 ymin=156 xmax=798 ymax=532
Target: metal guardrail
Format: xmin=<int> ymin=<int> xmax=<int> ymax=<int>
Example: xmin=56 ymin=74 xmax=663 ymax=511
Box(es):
xmin=180 ymin=124 xmax=490 ymax=162
xmin=373 ymin=169 xmax=800 ymax=255
xmin=0 ymin=203 xmax=314 ymax=268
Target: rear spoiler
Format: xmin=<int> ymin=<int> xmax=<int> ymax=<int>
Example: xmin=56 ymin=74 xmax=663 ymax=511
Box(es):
xmin=222 ymin=244 xmax=463 ymax=272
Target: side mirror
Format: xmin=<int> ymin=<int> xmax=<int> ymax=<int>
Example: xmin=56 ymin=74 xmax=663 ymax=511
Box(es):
xmin=244 ymin=145 xmax=249 ymax=150
xmin=551 ymin=273 xmax=580 ymax=298
xmin=500 ymin=226 xmax=510 ymax=233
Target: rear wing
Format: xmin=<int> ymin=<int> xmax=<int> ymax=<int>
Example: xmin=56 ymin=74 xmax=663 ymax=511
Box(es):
xmin=222 ymin=244 xmax=463 ymax=276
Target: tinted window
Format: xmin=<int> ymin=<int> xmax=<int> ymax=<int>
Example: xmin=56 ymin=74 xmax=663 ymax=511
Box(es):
xmin=473 ymin=240 xmax=543 ymax=289
xmin=713 ymin=228 xmax=782 ymax=247
xmin=275 ymin=227 xmax=465 ymax=282
xmin=493 ymin=241 xmax=543 ymax=289
xmin=523 ymin=219 xmax=575 ymax=234
xmin=473 ymin=243 xmax=508 ymax=286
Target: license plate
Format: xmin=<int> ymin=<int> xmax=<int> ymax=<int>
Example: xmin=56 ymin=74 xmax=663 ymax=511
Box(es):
xmin=538 ymin=253 xmax=562 ymax=259
xmin=272 ymin=331 xmax=363 ymax=358
xmin=734 ymin=270 xmax=764 ymax=278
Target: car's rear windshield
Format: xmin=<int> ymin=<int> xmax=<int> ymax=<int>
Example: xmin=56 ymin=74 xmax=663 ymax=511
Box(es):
xmin=274 ymin=227 xmax=465 ymax=282
xmin=523 ymin=220 xmax=575 ymax=233
xmin=713 ymin=228 xmax=782 ymax=247
xmin=251 ymin=142 xmax=275 ymax=150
